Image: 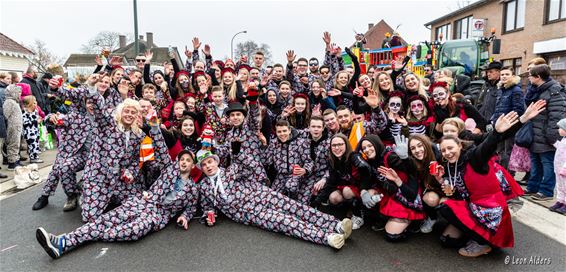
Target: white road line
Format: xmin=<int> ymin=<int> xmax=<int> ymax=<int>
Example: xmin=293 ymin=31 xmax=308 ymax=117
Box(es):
xmin=1 ymin=245 xmax=18 ymax=252
xmin=513 ymin=198 xmax=566 ymax=245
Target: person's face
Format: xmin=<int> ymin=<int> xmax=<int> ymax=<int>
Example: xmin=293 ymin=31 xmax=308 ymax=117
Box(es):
xmin=331 ymin=137 xmax=347 ymax=157
xmin=186 ymin=97 xmax=196 ymax=112
xmin=267 ymin=91 xmax=277 ymax=104
xmin=178 ymin=154 xmax=194 ymax=173
xmin=353 ymin=114 xmax=364 ymax=123
xmin=440 ymin=139 xmax=462 ymax=163
xmin=486 ymin=69 xmax=500 ymax=81
xmin=410 ymin=100 xmax=424 ymax=116
xmin=121 ymin=106 xmax=139 ymax=127
xmin=181 ymin=119 xmax=195 ymax=136
xmin=432 ymin=87 xmax=449 ymax=107
xmin=238 ymin=69 xmax=249 ymax=82
xmin=229 ymin=111 xmax=245 ymax=126
xmin=297 ymin=61 xmax=308 ymax=74
xmin=294 ymin=97 xmax=307 ymax=113
xmin=279 ymin=84 xmax=291 ymax=98
xmin=113 ymin=69 xmax=124 ymax=84
xmin=97 ymin=76 xmax=111 ymax=94
xmin=139 ymin=100 xmax=152 ymax=115
xmin=292 ymin=63 xmax=298 ymax=73
xmin=213 ymin=67 xmax=221 ymax=79
xmin=143 ymin=88 xmax=156 ymax=100
xmin=195 ymin=76 xmax=207 ymax=88
xmin=337 ymin=73 xmax=349 ymax=86
xmin=222 ymin=72 xmax=234 ymax=86
xmin=528 ymin=74 xmax=543 ymax=86
xmin=254 ymin=54 xmax=264 ymax=67
xmin=266 ymin=67 xmax=273 ymax=75
xmin=388 ymin=97 xmax=402 ymax=114
xmin=1 ymin=75 xmax=12 ymax=84
xmin=320 ymin=68 xmax=330 ymax=80
xmin=86 ymin=100 xmax=95 ymax=114
xmin=130 ymin=72 xmax=142 ymax=85
xmin=201 ymin=157 xmax=219 ymax=176
xmin=225 ymin=62 xmax=235 ymax=69
xmin=442 ymin=123 xmax=460 ymax=137
xmin=276 ymin=125 xmax=291 ymax=142
xmin=409 ymin=139 xmax=426 ymax=161
xmin=153 ymin=74 xmax=164 ymax=85
xmin=337 ymin=109 xmax=352 ymax=130
xmin=178 ymin=75 xmax=190 ymax=89
xmin=273 ymin=67 xmax=284 ymax=80
xmin=500 ymin=69 xmax=512 ymax=84
xmin=404 ymin=75 xmax=418 ymax=91
xmin=324 ymin=113 xmax=339 ymax=131
xmin=174 ymin=102 xmax=186 ymax=117
xmin=309 ymin=120 xmax=324 ymax=139
xmin=424 ymin=68 xmax=432 ymax=75
xmin=194 ymin=61 xmax=205 ymax=72
xmin=135 ymin=57 xmax=146 ymax=68
xmin=359 ymin=75 xmax=371 ymax=88
xmin=311 ymin=82 xmax=322 ymax=96
xmin=346 ymin=67 xmax=354 ymax=76
xmin=361 ymin=140 xmax=376 ymax=159
xmin=309 ymin=60 xmax=319 ymax=73
xmin=206 ymin=90 xmax=222 ymax=105
xmin=367 ymin=68 xmax=375 ymax=79
xmin=250 ymin=69 xmax=260 ymax=79
xmin=378 ymin=74 xmax=391 ymax=91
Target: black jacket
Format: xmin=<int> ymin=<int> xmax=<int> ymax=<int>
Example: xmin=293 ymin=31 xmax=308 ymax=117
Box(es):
xmin=530 ymin=79 xmax=566 ymax=153
xmin=22 ymin=76 xmax=48 ymax=113
xmin=477 ymin=79 xmax=499 ymax=122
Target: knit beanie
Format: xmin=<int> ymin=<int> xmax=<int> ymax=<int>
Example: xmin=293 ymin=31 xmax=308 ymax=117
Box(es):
xmin=557 ymin=118 xmax=566 ymax=131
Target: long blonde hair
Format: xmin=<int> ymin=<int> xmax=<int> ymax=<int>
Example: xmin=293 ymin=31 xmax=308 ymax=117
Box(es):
xmin=404 ymin=73 xmax=429 ymax=100
xmin=221 ymin=71 xmax=238 ymax=102
xmin=114 ymin=98 xmax=142 ymax=135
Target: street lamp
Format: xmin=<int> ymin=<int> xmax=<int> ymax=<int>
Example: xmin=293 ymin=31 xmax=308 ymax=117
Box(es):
xmin=231 ymin=30 xmax=247 ymax=60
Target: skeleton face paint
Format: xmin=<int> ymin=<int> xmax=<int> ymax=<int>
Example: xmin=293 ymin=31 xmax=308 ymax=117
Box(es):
xmin=410 ymin=100 xmax=424 ymax=116
xmin=388 ymin=97 xmax=402 ymax=114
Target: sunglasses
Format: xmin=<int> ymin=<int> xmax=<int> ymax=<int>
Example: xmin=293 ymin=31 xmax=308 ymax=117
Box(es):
xmin=309 ymin=63 xmax=319 ymax=66
xmin=136 ymin=59 xmax=146 ymax=62
xmin=320 ymin=71 xmax=329 ymax=75
xmin=389 ymin=102 xmax=401 ymax=108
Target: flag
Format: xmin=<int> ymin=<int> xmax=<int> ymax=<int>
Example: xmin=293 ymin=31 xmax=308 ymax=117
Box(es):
xmin=349 ymin=121 xmax=365 ymax=149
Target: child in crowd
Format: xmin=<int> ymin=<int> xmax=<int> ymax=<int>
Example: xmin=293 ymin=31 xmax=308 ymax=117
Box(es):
xmin=550 ymin=118 xmax=566 ymax=214
xmin=22 ymin=96 xmax=43 ymax=163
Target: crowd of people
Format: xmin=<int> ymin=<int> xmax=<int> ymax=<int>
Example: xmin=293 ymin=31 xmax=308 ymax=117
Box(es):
xmin=0 ymin=31 xmax=565 ymax=260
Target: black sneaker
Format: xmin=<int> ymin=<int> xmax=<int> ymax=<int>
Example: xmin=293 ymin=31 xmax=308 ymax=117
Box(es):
xmin=32 ymin=196 xmax=49 ymax=210
xmin=36 ymin=227 xmax=64 ymax=259
xmin=531 ymin=193 xmax=552 ymax=201
xmin=7 ymin=161 xmax=22 ymax=170
xmin=63 ymin=196 xmax=78 ymax=212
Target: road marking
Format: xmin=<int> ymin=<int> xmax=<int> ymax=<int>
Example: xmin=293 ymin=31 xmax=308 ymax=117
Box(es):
xmin=1 ymin=245 xmax=18 ymax=252
xmin=513 ymin=198 xmax=566 ymax=245
xmin=95 ymin=247 xmax=108 ymax=259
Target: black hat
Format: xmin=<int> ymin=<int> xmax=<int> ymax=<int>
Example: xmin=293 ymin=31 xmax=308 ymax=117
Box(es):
xmin=482 ymin=61 xmax=502 ymax=71
xmin=225 ymin=102 xmax=247 ymax=117
xmin=41 ymin=73 xmax=53 ymax=80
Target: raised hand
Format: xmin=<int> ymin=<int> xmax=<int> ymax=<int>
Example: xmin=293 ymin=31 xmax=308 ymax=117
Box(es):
xmin=377 ymin=166 xmax=402 ymax=186
xmin=87 ymin=74 xmax=100 ymax=86
xmin=322 ymin=31 xmax=331 ymax=45
xmin=184 ymin=46 xmax=193 ymax=59
xmin=327 ymin=89 xmax=341 ymax=97
xmin=109 ymin=56 xmax=122 ymax=66
xmin=144 ymin=50 xmax=153 ymax=64
xmin=286 ymin=50 xmax=296 ymax=64
xmin=192 ymin=37 xmax=201 ymax=50
xmin=393 ymin=135 xmax=409 ymax=159
xmin=521 ymin=100 xmax=546 ymax=123
xmin=260 ymin=75 xmax=269 ymax=86
xmin=311 ymin=104 xmax=322 ymax=117
xmin=494 ymin=111 xmax=520 ymax=133
xmin=95 ymin=55 xmax=103 ymax=66
xmin=363 ymin=88 xmax=379 ymax=109
xmin=202 ymin=44 xmax=211 ymax=57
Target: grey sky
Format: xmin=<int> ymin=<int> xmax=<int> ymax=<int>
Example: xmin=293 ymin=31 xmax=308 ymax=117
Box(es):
xmin=1 ymin=0 xmax=464 ymax=65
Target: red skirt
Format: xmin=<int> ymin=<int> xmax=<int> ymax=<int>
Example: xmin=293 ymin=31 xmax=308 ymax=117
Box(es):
xmin=379 ymin=194 xmax=426 ymax=221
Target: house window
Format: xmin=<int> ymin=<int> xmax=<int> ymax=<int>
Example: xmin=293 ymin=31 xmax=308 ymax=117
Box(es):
xmin=546 ymin=0 xmax=566 ymax=23
xmin=454 ymin=16 xmax=473 ymax=39
xmin=503 ymin=0 xmax=526 ymax=33
xmin=548 ymin=56 xmax=566 ymax=70
xmin=502 ymin=58 xmax=523 ymax=74
xmin=435 ymin=24 xmax=451 ymax=41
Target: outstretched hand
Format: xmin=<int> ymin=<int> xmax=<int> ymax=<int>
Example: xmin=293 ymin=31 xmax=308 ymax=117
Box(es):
xmin=521 ymin=100 xmax=546 ymax=123
xmin=393 ymin=135 xmax=409 ymax=159
xmin=286 ymin=50 xmax=296 ymax=64
xmin=192 ymin=37 xmax=201 ymax=50
xmin=494 ymin=111 xmax=520 ymax=133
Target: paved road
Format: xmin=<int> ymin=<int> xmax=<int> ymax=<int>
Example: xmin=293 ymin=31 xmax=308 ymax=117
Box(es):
xmin=0 ymin=184 xmax=564 ymax=271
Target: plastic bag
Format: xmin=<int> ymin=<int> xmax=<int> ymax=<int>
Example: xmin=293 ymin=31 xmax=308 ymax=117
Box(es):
xmin=14 ymin=164 xmax=41 ymax=189
xmin=508 ymin=144 xmax=531 ymax=172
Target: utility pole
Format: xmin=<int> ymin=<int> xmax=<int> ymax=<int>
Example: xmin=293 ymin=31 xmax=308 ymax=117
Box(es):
xmin=133 ymin=0 xmax=139 ymax=55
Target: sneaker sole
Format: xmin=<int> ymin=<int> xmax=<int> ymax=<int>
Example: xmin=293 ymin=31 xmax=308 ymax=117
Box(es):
xmin=458 ymin=246 xmax=492 ymax=257
xmin=36 ymin=228 xmax=59 ymax=259
xmin=341 ymin=219 xmax=353 ymax=240
xmin=63 ymin=202 xmax=77 ymax=212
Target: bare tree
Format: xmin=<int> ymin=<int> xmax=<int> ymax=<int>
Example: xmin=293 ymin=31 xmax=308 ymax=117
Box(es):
xmin=26 ymin=39 xmax=63 ymax=74
xmin=234 ymin=41 xmax=273 ymax=65
xmin=80 ymin=31 xmax=133 ymax=53
xmin=448 ymin=0 xmax=473 ymax=12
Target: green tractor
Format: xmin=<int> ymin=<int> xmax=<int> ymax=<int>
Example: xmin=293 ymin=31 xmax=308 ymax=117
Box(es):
xmin=421 ymin=33 xmax=500 ymax=104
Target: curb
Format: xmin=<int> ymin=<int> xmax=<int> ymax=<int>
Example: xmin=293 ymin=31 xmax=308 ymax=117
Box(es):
xmin=0 ymin=164 xmax=54 ymax=195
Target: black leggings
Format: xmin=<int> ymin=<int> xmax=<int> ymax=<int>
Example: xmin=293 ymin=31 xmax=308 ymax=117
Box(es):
xmin=437 ymin=204 xmax=492 ymax=247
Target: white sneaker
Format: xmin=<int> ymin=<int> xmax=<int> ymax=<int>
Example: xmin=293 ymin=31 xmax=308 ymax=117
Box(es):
xmin=420 ymin=218 xmax=436 ymax=234
xmin=30 ymin=159 xmax=44 ymax=163
xmin=351 ymin=215 xmax=364 ymax=230
xmin=326 ymin=234 xmax=345 ymax=249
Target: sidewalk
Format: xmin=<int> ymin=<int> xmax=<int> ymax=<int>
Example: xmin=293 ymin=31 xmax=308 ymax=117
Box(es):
xmin=0 ymin=149 xmax=58 ymax=197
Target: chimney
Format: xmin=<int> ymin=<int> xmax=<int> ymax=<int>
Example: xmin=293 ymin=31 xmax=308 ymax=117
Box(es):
xmin=146 ymin=32 xmax=153 ymax=49
xmin=119 ymin=35 xmax=126 ymax=48
xmin=139 ymin=35 xmax=144 ymax=41
xmin=368 ymin=23 xmax=374 ymax=30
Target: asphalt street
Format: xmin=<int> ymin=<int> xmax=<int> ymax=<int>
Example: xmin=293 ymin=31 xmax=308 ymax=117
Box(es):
xmin=0 ymin=184 xmax=564 ymax=272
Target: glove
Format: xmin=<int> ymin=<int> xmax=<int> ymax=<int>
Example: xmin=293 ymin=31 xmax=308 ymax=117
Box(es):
xmin=352 ymin=153 xmax=371 ymax=170
xmin=361 ymin=190 xmax=378 ymax=209
xmin=231 ymin=141 xmax=242 ymax=155
xmin=393 ymin=135 xmax=408 ymax=159
xmin=246 ymin=87 xmax=259 ymax=103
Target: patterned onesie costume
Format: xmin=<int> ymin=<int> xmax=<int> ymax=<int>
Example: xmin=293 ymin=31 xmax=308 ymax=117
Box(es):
xmin=22 ymin=110 xmax=40 ymax=160
xmin=80 ymin=88 xmax=144 ymax=222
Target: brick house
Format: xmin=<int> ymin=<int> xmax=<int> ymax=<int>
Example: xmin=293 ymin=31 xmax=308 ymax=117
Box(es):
xmin=360 ymin=19 xmax=407 ymax=50
xmin=0 ymin=32 xmax=34 ymax=77
xmin=425 ymin=0 xmax=566 ymax=83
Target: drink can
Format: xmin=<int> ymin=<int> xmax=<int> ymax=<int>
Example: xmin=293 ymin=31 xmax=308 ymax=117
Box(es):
xmin=207 ymin=211 xmax=215 ymax=225
xmin=57 ymin=118 xmax=63 ymax=126
xmin=429 ymin=161 xmax=438 ymax=175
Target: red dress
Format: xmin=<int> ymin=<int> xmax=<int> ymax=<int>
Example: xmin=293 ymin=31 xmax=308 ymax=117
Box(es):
xmin=493 ymin=159 xmax=524 ymax=200
xmin=379 ymin=152 xmax=426 ymax=221
xmin=443 ymin=161 xmax=514 ymax=248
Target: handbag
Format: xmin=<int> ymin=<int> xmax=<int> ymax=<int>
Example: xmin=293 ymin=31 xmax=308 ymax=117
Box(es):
xmin=514 ymin=121 xmax=533 ymax=148
xmin=14 ymin=164 xmax=41 ymax=189
xmin=508 ymin=144 xmax=531 ymax=172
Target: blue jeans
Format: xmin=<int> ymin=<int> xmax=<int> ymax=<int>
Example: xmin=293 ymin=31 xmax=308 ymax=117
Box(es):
xmin=527 ymin=151 xmax=556 ymax=197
